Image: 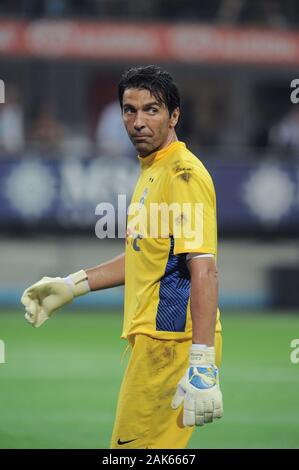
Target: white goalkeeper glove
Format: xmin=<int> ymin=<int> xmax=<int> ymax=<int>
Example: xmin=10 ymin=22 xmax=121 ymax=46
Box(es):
xmin=171 ymin=345 xmax=223 ymax=427
xmin=20 ymin=270 xmax=90 ymax=328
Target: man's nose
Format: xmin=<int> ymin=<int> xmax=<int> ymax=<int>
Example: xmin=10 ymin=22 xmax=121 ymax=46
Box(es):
xmin=134 ymin=112 xmax=145 ymax=131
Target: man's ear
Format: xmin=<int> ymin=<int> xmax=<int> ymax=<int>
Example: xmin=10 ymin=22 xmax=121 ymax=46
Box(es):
xmin=169 ymin=107 xmax=180 ymax=128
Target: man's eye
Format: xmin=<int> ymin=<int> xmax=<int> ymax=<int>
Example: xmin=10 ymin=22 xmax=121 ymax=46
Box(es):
xmin=148 ymin=107 xmax=158 ymax=114
xmin=124 ymin=108 xmax=134 ymax=114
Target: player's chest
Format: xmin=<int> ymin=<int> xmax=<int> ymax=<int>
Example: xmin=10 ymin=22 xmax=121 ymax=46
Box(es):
xmin=131 ymin=167 xmax=166 ymax=209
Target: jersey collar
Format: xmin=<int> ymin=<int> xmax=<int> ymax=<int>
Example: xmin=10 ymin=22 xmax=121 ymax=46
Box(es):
xmin=138 ymin=141 xmax=186 ymax=169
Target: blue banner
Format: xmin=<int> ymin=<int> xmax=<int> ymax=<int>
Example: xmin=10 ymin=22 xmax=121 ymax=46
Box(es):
xmin=0 ymin=157 xmax=298 ymax=234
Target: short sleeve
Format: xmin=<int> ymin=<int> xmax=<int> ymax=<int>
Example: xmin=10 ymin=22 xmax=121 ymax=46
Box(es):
xmin=166 ymin=168 xmax=217 ymax=256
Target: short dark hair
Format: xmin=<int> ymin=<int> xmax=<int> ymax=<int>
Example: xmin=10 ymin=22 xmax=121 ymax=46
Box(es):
xmin=118 ymin=65 xmax=180 ymax=116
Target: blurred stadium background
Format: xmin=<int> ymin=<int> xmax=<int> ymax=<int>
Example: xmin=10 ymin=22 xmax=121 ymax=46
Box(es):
xmin=0 ymin=0 xmax=299 ymax=449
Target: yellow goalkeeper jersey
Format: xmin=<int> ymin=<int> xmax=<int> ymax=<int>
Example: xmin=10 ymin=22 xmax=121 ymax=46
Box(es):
xmin=122 ymin=140 xmax=221 ymax=340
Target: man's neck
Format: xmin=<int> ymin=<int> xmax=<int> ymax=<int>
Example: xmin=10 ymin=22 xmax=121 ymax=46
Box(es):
xmin=140 ymin=132 xmax=178 ymax=158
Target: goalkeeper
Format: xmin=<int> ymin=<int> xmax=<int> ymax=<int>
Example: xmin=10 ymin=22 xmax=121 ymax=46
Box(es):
xmin=21 ymin=65 xmax=223 ymax=449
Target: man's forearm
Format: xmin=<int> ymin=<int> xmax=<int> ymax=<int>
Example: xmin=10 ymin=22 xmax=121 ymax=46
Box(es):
xmin=189 ymin=258 xmax=218 ymax=346
xmin=86 ymin=253 xmax=125 ymax=291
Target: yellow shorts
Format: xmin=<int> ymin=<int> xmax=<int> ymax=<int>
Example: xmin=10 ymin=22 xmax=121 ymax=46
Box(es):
xmin=110 ymin=332 xmax=222 ymax=449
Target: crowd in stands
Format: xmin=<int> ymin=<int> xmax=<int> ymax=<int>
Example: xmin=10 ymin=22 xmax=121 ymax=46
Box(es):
xmin=0 ymin=1 xmax=298 ymax=160
xmin=1 ymin=81 xmax=298 ymax=161
xmin=0 ymin=0 xmax=299 ymax=28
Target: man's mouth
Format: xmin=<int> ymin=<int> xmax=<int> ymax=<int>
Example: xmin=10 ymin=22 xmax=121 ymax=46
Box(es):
xmin=133 ymin=136 xmax=150 ymax=142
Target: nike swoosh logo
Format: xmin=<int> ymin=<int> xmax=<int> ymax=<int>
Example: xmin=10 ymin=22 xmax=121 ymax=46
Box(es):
xmin=117 ymin=438 xmax=137 ymax=445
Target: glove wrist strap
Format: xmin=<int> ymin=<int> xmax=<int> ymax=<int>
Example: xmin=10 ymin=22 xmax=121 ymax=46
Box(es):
xmin=67 ymin=270 xmax=90 ymax=297
xmin=190 ymin=345 xmax=215 ymax=366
